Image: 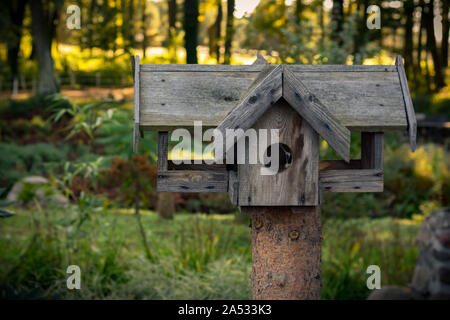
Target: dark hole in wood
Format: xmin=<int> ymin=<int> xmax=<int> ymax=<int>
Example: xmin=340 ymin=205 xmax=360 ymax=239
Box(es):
xmin=263 ymin=143 xmax=293 ymax=173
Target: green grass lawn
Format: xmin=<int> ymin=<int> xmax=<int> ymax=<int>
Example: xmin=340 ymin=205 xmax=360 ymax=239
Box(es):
xmin=0 ymin=206 xmax=420 ymax=300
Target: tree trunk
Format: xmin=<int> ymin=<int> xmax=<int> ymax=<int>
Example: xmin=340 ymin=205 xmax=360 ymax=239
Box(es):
xmin=30 ymin=0 xmax=58 ymax=95
xmin=141 ymin=0 xmax=147 ymax=57
xmin=331 ymin=0 xmax=344 ymax=47
xmin=403 ymin=0 xmax=415 ymax=76
xmin=442 ymin=0 xmax=449 ymax=68
xmin=223 ymin=0 xmax=235 ymax=65
xmin=245 ymin=206 xmax=322 ymax=300
xmin=6 ymin=0 xmax=27 ymax=93
xmin=423 ymin=0 xmax=445 ymax=89
xmin=168 ymin=0 xmax=177 ymax=38
xmin=208 ymin=0 xmax=223 ymax=63
xmin=295 ymin=0 xmax=303 ymax=25
xmin=183 ymin=0 xmax=199 ymax=64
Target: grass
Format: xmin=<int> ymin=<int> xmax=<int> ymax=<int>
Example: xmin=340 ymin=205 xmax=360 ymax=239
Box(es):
xmin=0 ymin=205 xmax=420 ymax=300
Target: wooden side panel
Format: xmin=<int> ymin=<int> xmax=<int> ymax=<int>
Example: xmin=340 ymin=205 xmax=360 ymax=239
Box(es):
xmin=132 ymin=55 xmax=140 ymax=152
xmin=139 ymin=67 xmax=407 ymax=131
xmin=319 ymin=169 xmax=383 ymax=192
xmin=396 ymin=55 xmax=417 ymax=151
xmin=238 ymin=100 xmax=319 ymax=206
xmin=157 ymin=170 xmax=228 ymax=192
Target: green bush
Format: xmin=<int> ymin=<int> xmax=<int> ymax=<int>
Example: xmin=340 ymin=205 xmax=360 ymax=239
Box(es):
xmin=0 ymin=142 xmax=68 ymax=187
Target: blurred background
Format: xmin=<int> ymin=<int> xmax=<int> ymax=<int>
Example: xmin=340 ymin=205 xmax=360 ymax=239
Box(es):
xmin=0 ymin=0 xmax=449 ymax=300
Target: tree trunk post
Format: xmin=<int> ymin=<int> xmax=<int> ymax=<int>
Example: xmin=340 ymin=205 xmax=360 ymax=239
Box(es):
xmin=243 ymin=206 xmax=322 ymax=300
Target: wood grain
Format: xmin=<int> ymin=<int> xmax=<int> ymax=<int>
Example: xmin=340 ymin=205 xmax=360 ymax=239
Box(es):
xmin=246 ymin=206 xmax=322 ymax=300
xmin=157 ymin=170 xmax=228 ymax=192
xmin=283 ymin=66 xmax=351 ymax=162
xmin=132 ymin=55 xmax=140 ymax=152
xmin=238 ymin=100 xmax=319 ymax=206
xmin=396 ymin=55 xmax=417 ymax=151
xmin=157 ymin=132 xmax=168 ymax=171
xmin=216 ymin=64 xmax=283 ymax=159
xmin=319 ymin=169 xmax=383 ymax=192
xmin=361 ymin=132 xmax=383 ymax=170
xmin=139 ymin=67 xmax=407 ymax=131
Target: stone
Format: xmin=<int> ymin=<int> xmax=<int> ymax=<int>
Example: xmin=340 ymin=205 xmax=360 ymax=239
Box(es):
xmin=22 ymin=176 xmax=49 ymax=184
xmin=46 ymin=194 xmax=70 ymax=207
xmin=6 ymin=182 xmax=24 ymax=202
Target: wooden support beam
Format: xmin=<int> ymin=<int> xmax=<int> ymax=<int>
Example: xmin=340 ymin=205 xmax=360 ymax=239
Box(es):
xmin=216 ymin=64 xmax=283 ymax=158
xmin=157 ymin=132 xmax=168 ymax=172
xmin=283 ymin=66 xmax=351 ymax=162
xmin=244 ymin=206 xmax=322 ymax=300
xmin=396 ymin=55 xmax=417 ymax=152
xmin=361 ymin=132 xmax=384 ymax=170
xmin=157 ymin=170 xmax=228 ymax=192
xmin=319 ymin=169 xmax=383 ymax=192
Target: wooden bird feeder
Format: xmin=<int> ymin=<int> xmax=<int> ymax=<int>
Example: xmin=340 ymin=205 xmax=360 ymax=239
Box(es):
xmin=131 ymin=54 xmax=416 ymax=300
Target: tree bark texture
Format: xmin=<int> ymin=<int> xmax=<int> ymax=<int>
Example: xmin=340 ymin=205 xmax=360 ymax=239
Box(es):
xmin=30 ymin=0 xmax=58 ymax=95
xmin=244 ymin=206 xmax=322 ymax=300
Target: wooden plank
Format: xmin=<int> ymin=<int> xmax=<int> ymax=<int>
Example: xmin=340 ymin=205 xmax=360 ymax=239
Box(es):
xmin=319 ymin=169 xmax=383 ymax=192
xmin=140 ymin=64 xmax=397 ymax=72
xmin=396 ymin=55 xmax=417 ymax=151
xmin=167 ymin=161 xmax=226 ymax=171
xmin=361 ymin=132 xmax=383 ymax=169
xmin=157 ymin=132 xmax=168 ymax=171
xmin=133 ymin=55 xmax=140 ymax=153
xmin=283 ymin=66 xmax=351 ymax=162
xmin=238 ymin=101 xmax=319 ymax=206
xmin=216 ymin=64 xmax=283 ymax=159
xmin=157 ymin=170 xmax=228 ymax=192
xmin=139 ymin=69 xmax=407 ymax=131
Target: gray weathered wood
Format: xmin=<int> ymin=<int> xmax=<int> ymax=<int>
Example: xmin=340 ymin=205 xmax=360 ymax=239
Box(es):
xmin=228 ymin=169 xmax=239 ymax=206
xmin=396 ymin=55 xmax=417 ymax=152
xmin=140 ymin=64 xmax=397 ymax=72
xmin=361 ymin=132 xmax=383 ymax=170
xmin=157 ymin=170 xmax=228 ymax=192
xmin=139 ymin=68 xmax=407 ymax=131
xmin=168 ymin=161 xmax=226 ymax=171
xmin=133 ymin=55 xmax=140 ymax=153
xmin=283 ymin=66 xmax=351 ymax=162
xmin=319 ymin=169 xmax=383 ymax=192
xmin=157 ymin=132 xmax=168 ymax=171
xmin=216 ymin=64 xmax=283 ymax=159
xmin=238 ymin=101 xmax=319 ymax=206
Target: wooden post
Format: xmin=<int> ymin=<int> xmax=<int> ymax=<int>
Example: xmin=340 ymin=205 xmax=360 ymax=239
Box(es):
xmin=244 ymin=206 xmax=322 ymax=300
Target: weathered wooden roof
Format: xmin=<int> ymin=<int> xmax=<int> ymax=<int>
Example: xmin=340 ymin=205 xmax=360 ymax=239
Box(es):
xmin=134 ymin=56 xmax=416 ymax=151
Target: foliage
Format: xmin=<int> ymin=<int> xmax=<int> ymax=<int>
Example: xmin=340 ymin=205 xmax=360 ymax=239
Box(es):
xmin=0 ymin=142 xmax=68 ymax=187
xmin=0 ymin=209 xmax=419 ymax=299
xmin=99 ymin=154 xmax=157 ymax=209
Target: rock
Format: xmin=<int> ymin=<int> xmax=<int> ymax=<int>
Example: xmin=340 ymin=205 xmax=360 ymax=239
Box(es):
xmin=22 ymin=176 xmax=48 ymax=184
xmin=411 ymin=207 xmax=450 ymax=299
xmin=5 ymin=176 xmax=69 ymax=207
xmin=46 ymin=194 xmax=70 ymax=207
xmin=367 ymin=286 xmax=423 ymax=300
xmin=6 ymin=182 xmax=24 ymax=202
